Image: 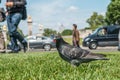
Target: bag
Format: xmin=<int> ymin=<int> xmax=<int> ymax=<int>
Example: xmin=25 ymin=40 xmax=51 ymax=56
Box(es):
xmin=0 ymin=8 xmax=6 ymax=22
xmin=22 ymin=6 xmax=27 ymax=20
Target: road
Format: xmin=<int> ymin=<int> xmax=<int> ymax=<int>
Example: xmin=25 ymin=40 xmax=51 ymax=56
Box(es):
xmin=27 ymin=46 xmax=119 ymax=53
xmin=0 ymin=47 xmax=119 ymax=53
xmin=82 ymin=47 xmax=119 ymax=52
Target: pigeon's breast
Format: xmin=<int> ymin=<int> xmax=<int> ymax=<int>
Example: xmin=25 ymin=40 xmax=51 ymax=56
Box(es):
xmin=59 ymin=46 xmax=72 ymax=60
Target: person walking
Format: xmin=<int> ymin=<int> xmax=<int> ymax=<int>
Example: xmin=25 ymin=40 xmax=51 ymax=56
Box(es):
xmin=72 ymin=24 xmax=80 ymax=48
xmin=6 ymin=0 xmax=27 ymax=53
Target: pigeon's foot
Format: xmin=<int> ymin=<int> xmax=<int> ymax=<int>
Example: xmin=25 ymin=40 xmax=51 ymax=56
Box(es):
xmin=70 ymin=60 xmax=80 ymax=67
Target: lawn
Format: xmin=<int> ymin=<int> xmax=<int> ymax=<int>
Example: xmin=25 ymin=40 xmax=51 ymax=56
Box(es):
xmin=64 ymin=38 xmax=83 ymax=45
xmin=0 ymin=51 xmax=120 ymax=80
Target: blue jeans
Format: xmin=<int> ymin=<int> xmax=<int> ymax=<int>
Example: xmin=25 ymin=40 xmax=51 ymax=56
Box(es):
xmin=7 ymin=13 xmax=26 ymax=51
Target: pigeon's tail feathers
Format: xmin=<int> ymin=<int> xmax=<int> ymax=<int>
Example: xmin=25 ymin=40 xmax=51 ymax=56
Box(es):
xmin=98 ymin=57 xmax=109 ymax=60
xmin=83 ymin=53 xmax=109 ymax=60
xmin=90 ymin=53 xmax=107 ymax=57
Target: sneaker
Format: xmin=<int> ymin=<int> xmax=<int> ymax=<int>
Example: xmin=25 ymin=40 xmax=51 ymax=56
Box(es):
xmin=7 ymin=45 xmax=20 ymax=53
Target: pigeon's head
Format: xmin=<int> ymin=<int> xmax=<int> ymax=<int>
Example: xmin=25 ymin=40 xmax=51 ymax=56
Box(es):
xmin=55 ymin=35 xmax=62 ymax=41
xmin=55 ymin=34 xmax=64 ymax=46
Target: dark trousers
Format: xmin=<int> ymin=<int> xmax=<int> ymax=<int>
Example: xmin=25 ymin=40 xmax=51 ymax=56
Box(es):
xmin=73 ymin=40 xmax=80 ymax=48
xmin=7 ymin=13 xmax=26 ymax=51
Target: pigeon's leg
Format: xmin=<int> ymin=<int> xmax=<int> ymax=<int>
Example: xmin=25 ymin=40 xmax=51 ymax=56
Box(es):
xmin=70 ymin=60 xmax=80 ymax=67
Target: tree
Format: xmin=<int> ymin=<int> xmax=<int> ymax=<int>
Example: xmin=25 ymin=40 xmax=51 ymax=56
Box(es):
xmin=106 ymin=0 xmax=120 ymax=25
xmin=87 ymin=12 xmax=105 ymax=30
xmin=43 ymin=28 xmax=57 ymax=36
xmin=62 ymin=29 xmax=72 ymax=36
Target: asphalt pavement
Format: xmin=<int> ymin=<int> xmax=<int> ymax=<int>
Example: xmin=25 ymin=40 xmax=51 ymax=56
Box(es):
xmin=26 ymin=46 xmax=119 ymax=53
xmin=0 ymin=46 xmax=119 ymax=53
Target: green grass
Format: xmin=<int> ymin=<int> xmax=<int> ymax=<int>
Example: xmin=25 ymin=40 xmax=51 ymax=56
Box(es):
xmin=64 ymin=38 xmax=82 ymax=45
xmin=0 ymin=51 xmax=120 ymax=80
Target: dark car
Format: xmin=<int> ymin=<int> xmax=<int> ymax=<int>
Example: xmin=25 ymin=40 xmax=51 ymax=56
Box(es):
xmin=82 ymin=25 xmax=120 ymax=49
xmin=26 ymin=36 xmax=56 ymax=51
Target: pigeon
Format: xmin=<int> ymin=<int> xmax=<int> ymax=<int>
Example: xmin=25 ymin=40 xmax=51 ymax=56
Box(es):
xmin=56 ymin=37 xmax=109 ymax=67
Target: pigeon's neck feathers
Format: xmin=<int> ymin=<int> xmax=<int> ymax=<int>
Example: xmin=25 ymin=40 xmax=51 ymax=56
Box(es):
xmin=57 ymin=38 xmax=67 ymax=45
xmin=60 ymin=38 xmax=68 ymax=44
xmin=56 ymin=38 xmax=72 ymax=62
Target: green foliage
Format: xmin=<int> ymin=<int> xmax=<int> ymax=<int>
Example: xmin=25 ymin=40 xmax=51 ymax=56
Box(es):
xmin=43 ymin=28 xmax=57 ymax=36
xmin=87 ymin=12 xmax=106 ymax=30
xmin=84 ymin=27 xmax=91 ymax=30
xmin=0 ymin=51 xmax=119 ymax=80
xmin=17 ymin=28 xmax=24 ymax=37
xmin=62 ymin=29 xmax=72 ymax=36
xmin=106 ymin=0 xmax=120 ymax=25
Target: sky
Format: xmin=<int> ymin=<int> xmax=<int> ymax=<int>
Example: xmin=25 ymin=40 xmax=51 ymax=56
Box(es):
xmin=0 ymin=0 xmax=110 ymax=35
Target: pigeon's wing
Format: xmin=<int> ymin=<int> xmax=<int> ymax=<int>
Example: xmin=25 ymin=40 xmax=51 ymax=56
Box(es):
xmin=69 ymin=48 xmax=88 ymax=59
xmin=82 ymin=52 xmax=109 ymax=60
xmin=61 ymin=46 xmax=72 ymax=57
xmin=79 ymin=49 xmax=109 ymax=60
xmin=68 ymin=46 xmax=106 ymax=60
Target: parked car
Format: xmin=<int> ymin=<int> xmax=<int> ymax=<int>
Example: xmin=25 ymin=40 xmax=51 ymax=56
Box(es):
xmin=82 ymin=25 xmax=120 ymax=49
xmin=118 ymin=29 xmax=120 ymax=51
xmin=26 ymin=36 xmax=56 ymax=51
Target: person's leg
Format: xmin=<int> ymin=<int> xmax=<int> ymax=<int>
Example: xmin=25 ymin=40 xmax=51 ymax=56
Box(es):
xmin=7 ymin=13 xmax=27 ymax=52
xmin=73 ymin=40 xmax=75 ymax=46
xmin=73 ymin=40 xmax=78 ymax=47
xmin=15 ymin=32 xmax=27 ymax=52
xmin=76 ymin=41 xmax=80 ymax=48
xmin=7 ymin=14 xmax=19 ymax=52
xmin=11 ymin=13 xmax=27 ymax=52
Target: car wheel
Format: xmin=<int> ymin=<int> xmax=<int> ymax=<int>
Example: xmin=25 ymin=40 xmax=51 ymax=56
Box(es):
xmin=89 ymin=42 xmax=97 ymax=50
xmin=44 ymin=44 xmax=51 ymax=51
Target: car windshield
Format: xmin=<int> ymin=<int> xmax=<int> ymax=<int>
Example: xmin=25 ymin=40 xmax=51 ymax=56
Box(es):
xmin=91 ymin=28 xmax=99 ymax=35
